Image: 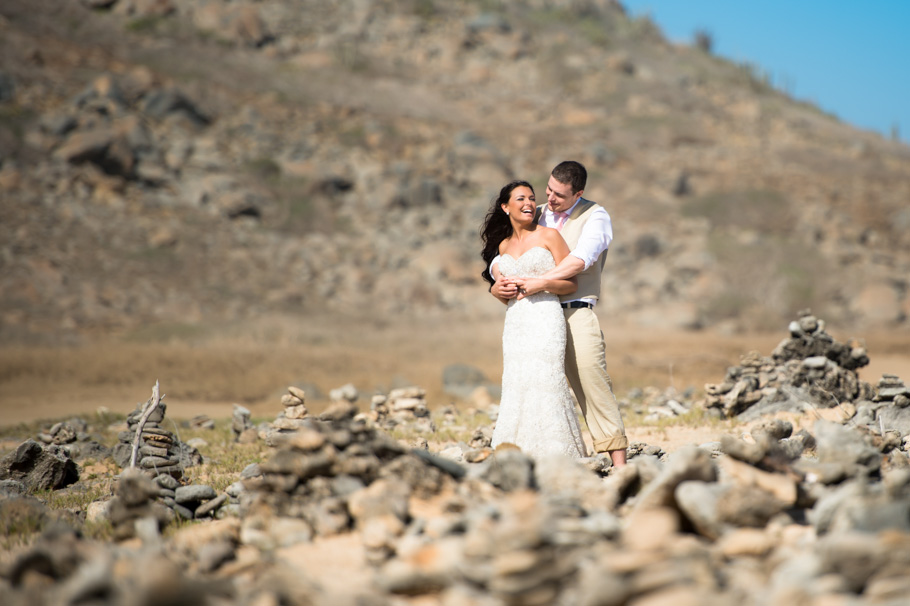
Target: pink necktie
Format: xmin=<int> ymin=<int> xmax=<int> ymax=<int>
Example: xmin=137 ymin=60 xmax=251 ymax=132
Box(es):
xmin=554 ymin=211 xmax=569 ymax=231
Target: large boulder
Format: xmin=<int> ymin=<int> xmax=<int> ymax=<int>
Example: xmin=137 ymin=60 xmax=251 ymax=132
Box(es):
xmin=0 ymin=440 xmax=79 ymax=491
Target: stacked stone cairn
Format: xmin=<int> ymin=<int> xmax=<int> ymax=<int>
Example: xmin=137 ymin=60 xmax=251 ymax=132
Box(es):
xmin=370 ymin=386 xmax=436 ymax=434
xmin=867 ymin=374 xmax=910 ymax=449
xmin=705 ymin=310 xmax=875 ymax=420
xmin=231 ymin=403 xmax=257 ymax=443
xmin=111 ymin=387 xmax=221 ymax=524
xmin=257 ymin=386 xmax=311 ymax=447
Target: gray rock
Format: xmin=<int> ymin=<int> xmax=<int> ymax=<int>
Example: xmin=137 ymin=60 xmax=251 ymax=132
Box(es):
xmin=471 ymin=450 xmax=535 ymax=492
xmin=378 ymin=454 xmax=448 ymax=499
xmin=197 ymin=539 xmax=236 ymax=573
xmin=232 ymin=404 xmax=252 ymax=438
xmin=329 ymin=382 xmax=359 ymax=403
xmin=174 ymin=441 xmax=203 ymax=468
xmin=155 ymin=474 xmax=180 ymax=490
xmin=139 ymin=445 xmax=169 ymax=458
xmin=303 ymin=496 xmax=350 ymax=536
xmin=67 ymin=440 xmax=111 ymax=462
xmin=318 ymin=400 xmax=359 ymax=421
xmin=134 ymin=425 xmax=172 ymax=438
xmin=141 ymin=87 xmax=210 ymax=126
xmin=116 ymin=468 xmax=159 ymax=507
xmin=175 ymin=484 xmax=217 ymax=504
xmin=260 ymin=446 xmax=335 ymax=481
xmin=633 ymin=445 xmax=717 ymax=511
xmin=0 ymin=478 xmax=28 ymax=499
xmin=240 ymin=463 xmax=262 ymax=479
xmin=716 ymin=484 xmax=789 ymax=528
xmin=750 ymin=418 xmax=793 ymax=441
xmin=140 ymin=455 xmax=179 ymax=469
xmin=409 ymin=448 xmax=466 ymax=480
xmin=194 ymin=494 xmax=228 ymax=518
xmin=876 ymin=404 xmax=910 ymax=437
xmin=815 ymin=420 xmax=881 ymax=474
xmin=330 ymin=474 xmax=366 ymax=497
xmin=574 ymin=565 xmax=630 ymax=606
xmin=0 ymin=440 xmax=79 ymax=491
xmin=172 ymin=502 xmax=195 ymax=520
xmin=348 ymin=479 xmax=410 ymax=525
xmin=878 ymin=385 xmax=910 ymax=399
xmin=675 ymin=480 xmax=728 ymax=539
xmin=817 ymin=532 xmax=889 ymax=593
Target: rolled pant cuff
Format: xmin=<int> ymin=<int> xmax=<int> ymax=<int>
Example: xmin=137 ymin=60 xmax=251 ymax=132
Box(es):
xmin=594 ymin=436 xmax=629 ymax=452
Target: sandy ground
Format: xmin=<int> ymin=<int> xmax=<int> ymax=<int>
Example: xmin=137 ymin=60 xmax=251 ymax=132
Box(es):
xmin=1 ymin=314 xmax=908 ymax=430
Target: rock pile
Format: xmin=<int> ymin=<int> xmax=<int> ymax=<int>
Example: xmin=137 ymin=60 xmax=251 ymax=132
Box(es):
xmin=253 ymin=386 xmax=315 ymax=447
xmin=281 ymin=386 xmax=309 ymax=420
xmin=231 ymin=404 xmax=256 ymax=443
xmin=238 ymin=404 xmax=458 ymax=550
xmin=110 ymin=390 xmax=221 ymax=521
xmin=34 ymin=417 xmax=111 ymax=462
xmin=370 ymin=386 xmax=436 ymax=434
xmin=705 ymin=311 xmax=875 ymax=420
xmin=106 ymin=467 xmax=173 ymax=540
xmin=869 ymin=375 xmax=910 ymax=442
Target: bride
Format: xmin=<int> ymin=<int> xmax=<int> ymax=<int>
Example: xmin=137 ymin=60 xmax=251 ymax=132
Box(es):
xmin=481 ymin=180 xmax=588 ymax=458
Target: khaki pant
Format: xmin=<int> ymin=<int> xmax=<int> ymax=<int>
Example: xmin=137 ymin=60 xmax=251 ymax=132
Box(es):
xmin=564 ymin=307 xmax=628 ymax=452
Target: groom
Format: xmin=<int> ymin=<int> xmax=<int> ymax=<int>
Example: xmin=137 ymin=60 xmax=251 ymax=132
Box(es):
xmin=491 ymin=160 xmax=628 ymax=467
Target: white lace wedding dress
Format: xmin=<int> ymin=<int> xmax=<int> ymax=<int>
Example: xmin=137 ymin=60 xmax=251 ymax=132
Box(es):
xmin=492 ymin=246 xmax=587 ymax=458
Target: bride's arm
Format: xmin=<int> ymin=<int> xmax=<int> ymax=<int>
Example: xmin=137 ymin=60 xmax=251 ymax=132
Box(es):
xmin=515 ymin=230 xmax=578 ymax=298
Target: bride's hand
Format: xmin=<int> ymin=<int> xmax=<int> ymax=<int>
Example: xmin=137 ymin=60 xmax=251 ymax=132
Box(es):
xmin=492 ymin=277 xmax=519 ymax=300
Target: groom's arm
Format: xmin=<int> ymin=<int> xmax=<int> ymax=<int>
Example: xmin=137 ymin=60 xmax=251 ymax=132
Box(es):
xmin=514 ymin=275 xmax=577 ymax=297
xmin=541 ymin=208 xmax=612 ymax=280
xmin=540 ymin=255 xmax=586 ymax=281
xmin=514 ymin=229 xmax=578 ymax=299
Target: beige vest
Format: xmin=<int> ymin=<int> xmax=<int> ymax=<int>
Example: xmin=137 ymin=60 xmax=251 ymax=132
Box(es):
xmin=547 ymin=199 xmax=608 ymax=303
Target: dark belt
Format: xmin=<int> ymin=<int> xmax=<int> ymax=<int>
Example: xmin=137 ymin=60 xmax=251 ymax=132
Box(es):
xmin=560 ymin=301 xmax=593 ymax=309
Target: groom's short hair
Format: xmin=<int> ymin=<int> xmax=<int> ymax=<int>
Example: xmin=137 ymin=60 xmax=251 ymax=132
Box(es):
xmin=551 ymin=161 xmax=587 ymax=194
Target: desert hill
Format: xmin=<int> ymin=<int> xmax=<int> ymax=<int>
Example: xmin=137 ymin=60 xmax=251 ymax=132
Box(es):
xmin=1 ymin=0 xmax=909 ymax=344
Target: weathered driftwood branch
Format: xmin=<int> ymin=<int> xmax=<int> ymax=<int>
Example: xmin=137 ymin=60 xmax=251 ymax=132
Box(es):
xmin=129 ymin=380 xmax=163 ymax=468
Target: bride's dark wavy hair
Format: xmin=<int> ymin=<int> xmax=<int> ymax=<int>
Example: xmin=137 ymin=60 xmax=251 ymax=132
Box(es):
xmin=480 ymin=180 xmax=535 ymax=286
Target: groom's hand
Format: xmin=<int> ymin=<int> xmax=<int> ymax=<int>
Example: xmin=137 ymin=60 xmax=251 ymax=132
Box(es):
xmin=514 ymin=278 xmax=544 ymax=300
xmin=491 ymin=277 xmax=518 ymax=303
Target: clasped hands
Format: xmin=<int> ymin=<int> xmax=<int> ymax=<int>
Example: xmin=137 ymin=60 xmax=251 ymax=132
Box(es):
xmin=492 ymin=277 xmax=547 ymax=301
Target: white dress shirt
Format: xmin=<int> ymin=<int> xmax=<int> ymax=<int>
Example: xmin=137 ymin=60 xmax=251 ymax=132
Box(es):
xmin=539 ymin=199 xmax=613 ymax=270
xmin=491 ymin=199 xmax=613 ymax=305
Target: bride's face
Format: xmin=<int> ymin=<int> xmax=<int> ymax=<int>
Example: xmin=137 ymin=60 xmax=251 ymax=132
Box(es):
xmin=501 ymin=186 xmax=536 ymax=224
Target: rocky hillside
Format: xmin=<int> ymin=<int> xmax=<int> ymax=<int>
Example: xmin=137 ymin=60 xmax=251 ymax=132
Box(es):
xmin=2 ymin=0 xmax=909 ymax=341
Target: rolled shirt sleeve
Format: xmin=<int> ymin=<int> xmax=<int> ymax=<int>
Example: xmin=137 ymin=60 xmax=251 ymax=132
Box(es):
xmin=569 ymin=206 xmax=612 ymax=270
xmin=489 ymin=254 xmax=502 ymax=276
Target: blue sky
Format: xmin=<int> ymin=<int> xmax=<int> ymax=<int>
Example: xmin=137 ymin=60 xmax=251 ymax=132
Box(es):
xmin=621 ymin=1 xmax=910 ymax=144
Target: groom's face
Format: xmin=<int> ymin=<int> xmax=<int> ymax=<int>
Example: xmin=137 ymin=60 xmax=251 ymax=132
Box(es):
xmin=545 ymin=176 xmax=582 ymax=213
